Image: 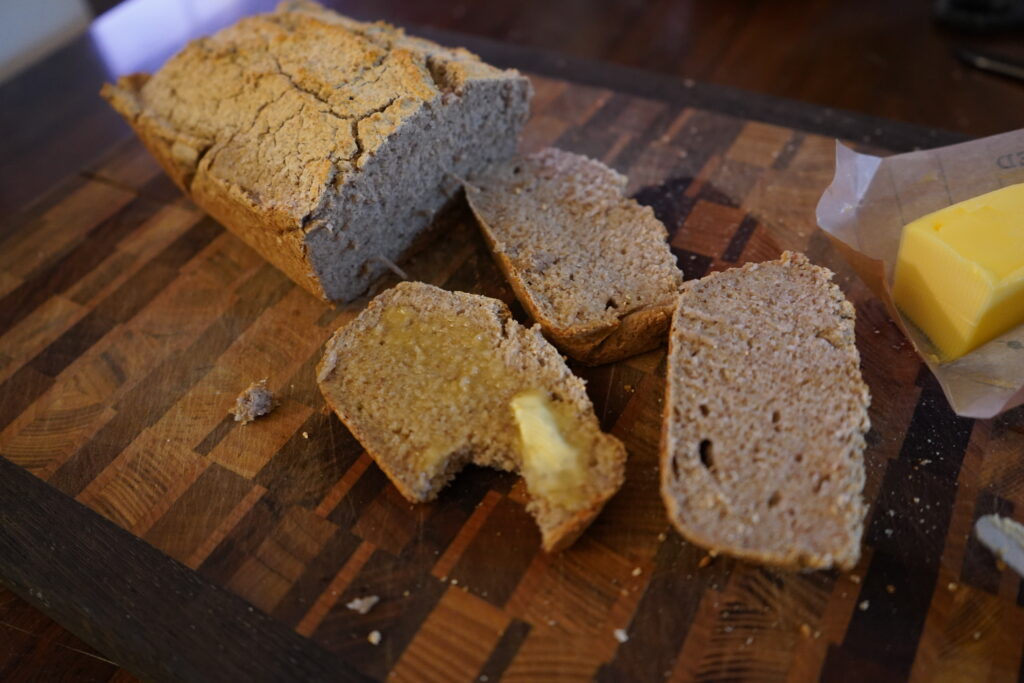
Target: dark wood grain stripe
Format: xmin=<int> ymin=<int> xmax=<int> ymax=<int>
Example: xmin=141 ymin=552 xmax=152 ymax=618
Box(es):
xmin=771 ymin=132 xmax=806 ymax=170
xmin=448 ymin=496 xmax=540 ymax=607
xmin=326 ymin=464 xmax=391 ymax=530
xmin=255 ymin=411 xmax=365 ymax=509
xmin=271 ymin=527 xmax=364 ymax=628
xmin=198 ymin=496 xmax=283 ymax=587
xmin=475 ymin=618 xmax=532 ymax=682
xmin=672 ymin=247 xmax=713 ymax=280
xmin=960 ymin=493 xmax=1014 ymax=594
xmin=143 ymin=463 xmax=255 ymax=564
xmin=193 ymin=415 xmax=237 ymax=456
xmin=0 ymin=457 xmax=367 ymax=683
xmin=835 ymin=372 xmax=975 ymax=678
xmin=721 ymin=214 xmax=759 ymax=263
xmin=555 ymin=92 xmax=633 ymax=159
xmin=594 ymin=534 xmax=718 ymax=682
xmin=0 ymin=365 xmax=54 ymax=433
xmin=632 ymin=178 xmax=696 ymax=236
xmin=611 ymin=103 xmax=685 ymax=171
xmin=311 ymin=549 xmax=448 ymax=680
xmin=0 ymin=195 xmax=163 ymax=337
xmin=571 ymin=361 xmax=646 ymax=432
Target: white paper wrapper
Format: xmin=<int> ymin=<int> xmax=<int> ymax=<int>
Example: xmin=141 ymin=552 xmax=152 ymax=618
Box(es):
xmin=816 ymin=131 xmax=1024 ymax=418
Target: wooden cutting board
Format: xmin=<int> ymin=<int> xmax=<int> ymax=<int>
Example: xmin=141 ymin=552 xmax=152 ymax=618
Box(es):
xmin=1 ymin=71 xmax=1022 ymax=682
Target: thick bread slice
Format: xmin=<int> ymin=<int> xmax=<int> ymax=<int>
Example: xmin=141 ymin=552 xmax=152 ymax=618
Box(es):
xmin=464 ymin=148 xmax=683 ymax=365
xmin=661 ymin=252 xmax=870 ymax=570
xmin=317 ymin=282 xmax=627 ymax=551
xmin=101 ymin=1 xmax=531 ymax=303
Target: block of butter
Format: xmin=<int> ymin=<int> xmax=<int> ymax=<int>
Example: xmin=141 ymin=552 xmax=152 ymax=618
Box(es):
xmin=893 ymin=183 xmax=1024 ymax=360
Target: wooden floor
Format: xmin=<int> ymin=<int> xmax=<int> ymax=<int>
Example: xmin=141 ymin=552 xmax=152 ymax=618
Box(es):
xmin=324 ymin=0 xmax=1024 ymax=137
xmin=2 ymin=0 xmax=1023 ymax=679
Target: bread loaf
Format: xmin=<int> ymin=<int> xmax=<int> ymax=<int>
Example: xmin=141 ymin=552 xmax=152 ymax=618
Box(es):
xmin=102 ymin=1 xmax=532 ymax=302
xmin=465 ymin=148 xmax=683 ymax=365
xmin=317 ymin=282 xmax=627 ymax=551
xmin=661 ymin=252 xmax=870 ymax=569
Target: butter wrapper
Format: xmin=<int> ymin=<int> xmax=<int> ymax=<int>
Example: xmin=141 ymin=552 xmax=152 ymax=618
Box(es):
xmin=816 ymin=131 xmax=1024 ymax=418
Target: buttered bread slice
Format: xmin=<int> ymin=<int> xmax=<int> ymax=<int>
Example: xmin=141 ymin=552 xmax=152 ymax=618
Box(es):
xmin=318 ymin=282 xmax=627 ymax=551
xmin=465 ymin=148 xmax=683 ymax=365
xmin=661 ymin=252 xmax=870 ymax=569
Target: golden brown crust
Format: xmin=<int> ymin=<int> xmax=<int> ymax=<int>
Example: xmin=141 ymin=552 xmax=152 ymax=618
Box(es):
xmin=101 ymin=78 xmax=194 ymax=193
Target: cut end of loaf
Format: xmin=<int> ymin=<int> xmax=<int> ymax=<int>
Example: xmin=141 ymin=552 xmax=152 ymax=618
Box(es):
xmin=661 ymin=252 xmax=871 ymax=570
xmin=317 ymin=282 xmax=627 ymax=551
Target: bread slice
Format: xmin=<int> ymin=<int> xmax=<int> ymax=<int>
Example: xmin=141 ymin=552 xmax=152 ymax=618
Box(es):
xmin=101 ymin=1 xmax=531 ymax=303
xmin=464 ymin=148 xmax=683 ymax=365
xmin=317 ymin=282 xmax=627 ymax=551
xmin=661 ymin=252 xmax=870 ymax=570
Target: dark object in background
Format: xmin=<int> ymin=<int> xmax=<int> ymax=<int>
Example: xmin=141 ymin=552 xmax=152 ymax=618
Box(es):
xmin=934 ymin=0 xmax=1024 ymax=30
xmin=956 ymin=46 xmax=1024 ymax=81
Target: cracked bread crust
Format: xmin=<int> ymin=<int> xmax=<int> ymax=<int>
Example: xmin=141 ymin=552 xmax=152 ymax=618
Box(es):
xmin=101 ymin=1 xmax=531 ymax=302
xmin=661 ymin=252 xmax=870 ymax=570
xmin=465 ymin=148 xmax=683 ymax=365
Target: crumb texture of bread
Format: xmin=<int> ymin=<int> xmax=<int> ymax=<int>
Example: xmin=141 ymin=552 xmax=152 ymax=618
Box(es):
xmin=101 ymin=0 xmax=531 ymax=302
xmin=317 ymin=282 xmax=627 ymax=551
xmin=661 ymin=252 xmax=870 ymax=570
xmin=232 ymin=379 xmax=275 ymax=424
xmin=464 ymin=148 xmax=683 ymax=365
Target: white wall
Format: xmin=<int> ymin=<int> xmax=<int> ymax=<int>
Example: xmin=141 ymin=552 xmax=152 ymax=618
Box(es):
xmin=0 ymin=0 xmax=93 ymax=83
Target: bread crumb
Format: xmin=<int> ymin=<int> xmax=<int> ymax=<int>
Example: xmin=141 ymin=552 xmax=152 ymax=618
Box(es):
xmin=973 ymin=631 xmax=981 ymax=640
xmin=631 ymin=567 xmax=642 ymax=577
xmin=368 ymin=630 xmax=382 ymax=646
xmin=231 ymin=379 xmax=275 ymax=424
xmin=858 ymin=600 xmax=870 ymax=611
xmin=800 ymin=623 xmax=812 ymax=638
xmin=613 ymin=628 xmax=628 ymax=643
xmin=849 ymin=574 xmax=861 ymax=584
xmin=698 ymin=555 xmax=713 ymax=568
xmin=947 ymin=582 xmax=958 ymax=592
xmin=302 ymin=431 xmax=310 ymax=439
xmin=346 ymin=595 xmax=380 ymax=615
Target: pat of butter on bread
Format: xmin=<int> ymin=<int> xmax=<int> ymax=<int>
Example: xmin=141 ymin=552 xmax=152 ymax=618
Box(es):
xmin=512 ymin=390 xmax=587 ymax=508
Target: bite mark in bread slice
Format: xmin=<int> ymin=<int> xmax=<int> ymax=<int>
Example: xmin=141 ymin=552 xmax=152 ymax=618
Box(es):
xmin=318 ymin=282 xmax=627 ymax=551
xmin=661 ymin=252 xmax=870 ymax=570
xmin=464 ymin=148 xmax=683 ymax=365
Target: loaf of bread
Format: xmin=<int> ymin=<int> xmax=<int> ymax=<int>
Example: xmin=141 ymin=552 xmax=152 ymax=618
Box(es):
xmin=661 ymin=252 xmax=870 ymax=569
xmin=464 ymin=148 xmax=683 ymax=365
xmin=317 ymin=282 xmax=627 ymax=551
xmin=101 ymin=1 xmax=532 ymax=302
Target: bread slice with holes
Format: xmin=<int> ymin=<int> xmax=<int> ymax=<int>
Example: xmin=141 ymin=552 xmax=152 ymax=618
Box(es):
xmin=661 ymin=252 xmax=870 ymax=570
xmin=317 ymin=281 xmax=627 ymax=551
xmin=464 ymin=148 xmax=683 ymax=365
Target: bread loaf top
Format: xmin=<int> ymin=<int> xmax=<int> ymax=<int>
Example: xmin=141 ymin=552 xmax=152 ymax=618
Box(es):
xmin=102 ymin=0 xmax=522 ymax=232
